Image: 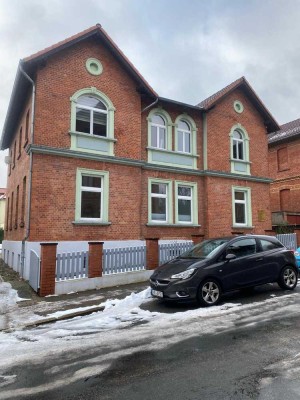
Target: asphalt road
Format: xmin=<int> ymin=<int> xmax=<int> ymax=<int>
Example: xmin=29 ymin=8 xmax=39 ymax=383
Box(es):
xmin=3 ymin=284 xmax=300 ymax=400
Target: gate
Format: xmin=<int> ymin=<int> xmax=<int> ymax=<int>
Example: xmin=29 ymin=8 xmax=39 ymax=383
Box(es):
xmin=29 ymin=250 xmax=40 ymax=292
xmin=276 ymin=233 xmax=297 ymax=250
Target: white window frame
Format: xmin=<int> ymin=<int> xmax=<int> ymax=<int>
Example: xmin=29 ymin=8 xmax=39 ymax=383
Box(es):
xmin=175 ymin=181 xmax=198 ymax=225
xmin=175 ymin=114 xmax=197 ymax=155
xmin=76 ymin=98 xmax=108 ymax=137
xmin=151 ymin=115 xmax=167 ymax=150
xmin=75 ymin=168 xmax=109 ymax=224
xmin=148 ymin=179 xmax=173 ymax=224
xmin=177 ymin=120 xmax=191 ymax=154
xmin=232 ymin=130 xmax=244 ymax=161
xmin=229 ymin=124 xmax=250 ymax=175
xmin=232 ymin=186 xmax=252 ymax=227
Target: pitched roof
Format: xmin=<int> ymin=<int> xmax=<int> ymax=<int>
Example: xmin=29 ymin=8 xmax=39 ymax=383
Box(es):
xmin=268 ymin=118 xmax=300 ymax=145
xmin=1 ymin=24 xmax=157 ymax=150
xmin=197 ymin=76 xmax=279 ymax=133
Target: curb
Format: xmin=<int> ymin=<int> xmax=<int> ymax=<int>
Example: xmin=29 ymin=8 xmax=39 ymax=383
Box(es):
xmin=1 ymin=305 xmax=105 ymax=333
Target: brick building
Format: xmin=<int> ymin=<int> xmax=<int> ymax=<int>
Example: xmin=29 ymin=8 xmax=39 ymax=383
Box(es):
xmin=268 ymin=118 xmax=300 ymax=227
xmin=0 ymin=25 xmax=279 ymax=281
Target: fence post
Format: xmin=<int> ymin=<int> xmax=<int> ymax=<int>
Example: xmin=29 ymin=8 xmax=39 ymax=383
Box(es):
xmin=146 ymin=238 xmax=159 ymax=270
xmin=191 ymin=234 xmax=205 ymax=245
xmin=295 ymin=229 xmax=300 ymax=248
xmin=39 ymin=242 xmax=58 ymax=297
xmin=88 ymin=241 xmax=104 ymax=278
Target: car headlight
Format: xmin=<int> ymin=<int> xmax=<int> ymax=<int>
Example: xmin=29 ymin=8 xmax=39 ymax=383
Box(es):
xmin=171 ymin=268 xmax=196 ymax=280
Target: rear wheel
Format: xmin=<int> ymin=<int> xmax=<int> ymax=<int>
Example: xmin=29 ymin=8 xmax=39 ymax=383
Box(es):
xmin=198 ymin=279 xmax=222 ymax=307
xmin=278 ymin=266 xmax=298 ymax=290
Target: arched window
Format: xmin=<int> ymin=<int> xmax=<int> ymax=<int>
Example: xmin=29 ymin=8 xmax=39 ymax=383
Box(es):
xmin=76 ymin=95 xmax=107 ymax=137
xmin=232 ymin=130 xmax=245 ymax=160
xmin=70 ymin=88 xmax=115 ymax=156
xmin=229 ymin=124 xmax=250 ymax=175
xmin=177 ymin=119 xmax=191 ymax=153
xmin=150 ymin=113 xmax=167 ymax=149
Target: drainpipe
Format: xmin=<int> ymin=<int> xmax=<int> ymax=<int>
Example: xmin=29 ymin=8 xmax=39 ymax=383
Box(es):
xmin=203 ymin=112 xmax=207 ymax=170
xmin=19 ymin=61 xmax=36 ymax=276
xmin=141 ymin=97 xmax=158 ymax=113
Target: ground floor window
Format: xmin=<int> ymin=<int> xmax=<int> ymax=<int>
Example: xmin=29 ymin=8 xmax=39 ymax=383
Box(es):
xmin=75 ymin=168 xmax=109 ymax=223
xmin=148 ymin=178 xmax=198 ymax=225
xmin=232 ymin=186 xmax=252 ymax=227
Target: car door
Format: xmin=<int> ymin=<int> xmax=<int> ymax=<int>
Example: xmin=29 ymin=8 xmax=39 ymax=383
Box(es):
xmin=254 ymin=238 xmax=286 ymax=282
xmin=218 ymin=237 xmax=262 ymax=291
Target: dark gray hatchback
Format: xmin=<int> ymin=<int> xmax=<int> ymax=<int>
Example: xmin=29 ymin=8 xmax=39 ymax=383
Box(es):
xmin=150 ymin=235 xmax=298 ymax=306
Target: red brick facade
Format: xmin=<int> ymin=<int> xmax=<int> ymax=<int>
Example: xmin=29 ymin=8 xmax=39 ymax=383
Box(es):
xmin=3 ymin=26 xmax=275 ymax=246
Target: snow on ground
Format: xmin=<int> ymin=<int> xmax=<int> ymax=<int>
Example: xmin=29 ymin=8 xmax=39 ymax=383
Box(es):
xmin=0 ymin=283 xmax=300 ymax=398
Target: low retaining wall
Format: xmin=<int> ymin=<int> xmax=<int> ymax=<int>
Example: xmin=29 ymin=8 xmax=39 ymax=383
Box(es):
xmin=55 ymin=270 xmax=153 ymax=295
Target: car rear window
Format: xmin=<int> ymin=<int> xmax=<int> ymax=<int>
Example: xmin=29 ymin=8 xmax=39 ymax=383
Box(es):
xmin=259 ymin=238 xmax=284 ymax=251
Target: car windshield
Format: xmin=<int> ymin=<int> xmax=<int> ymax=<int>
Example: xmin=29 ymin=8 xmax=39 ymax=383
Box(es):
xmin=181 ymin=239 xmax=230 ymax=259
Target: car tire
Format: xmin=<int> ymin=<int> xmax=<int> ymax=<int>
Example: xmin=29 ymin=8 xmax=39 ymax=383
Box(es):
xmin=198 ymin=279 xmax=222 ymax=307
xmin=278 ymin=266 xmax=298 ymax=290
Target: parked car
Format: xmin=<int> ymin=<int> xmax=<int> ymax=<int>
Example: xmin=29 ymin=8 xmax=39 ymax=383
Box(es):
xmin=150 ymin=235 xmax=298 ymax=307
xmin=294 ymin=247 xmax=300 ymax=270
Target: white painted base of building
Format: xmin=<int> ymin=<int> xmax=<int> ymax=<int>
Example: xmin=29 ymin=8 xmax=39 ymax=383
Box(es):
xmin=55 ymin=270 xmax=153 ymax=295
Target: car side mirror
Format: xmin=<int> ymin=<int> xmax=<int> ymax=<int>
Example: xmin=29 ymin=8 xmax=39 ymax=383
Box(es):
xmin=225 ymin=253 xmax=236 ymax=261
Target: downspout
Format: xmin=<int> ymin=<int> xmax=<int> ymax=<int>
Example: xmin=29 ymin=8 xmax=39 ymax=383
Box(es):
xmin=19 ymin=61 xmax=36 ymax=276
xmin=202 ymin=112 xmax=209 ymax=238
xmin=203 ymin=112 xmax=207 ymax=170
xmin=141 ymin=97 xmax=158 ymax=113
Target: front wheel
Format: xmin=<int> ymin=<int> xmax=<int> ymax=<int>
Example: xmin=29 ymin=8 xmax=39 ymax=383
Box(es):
xmin=198 ymin=279 xmax=222 ymax=307
xmin=278 ymin=266 xmax=298 ymax=290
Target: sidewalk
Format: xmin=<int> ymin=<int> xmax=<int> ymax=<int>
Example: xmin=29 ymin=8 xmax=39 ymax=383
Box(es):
xmin=0 ymin=259 xmax=150 ymax=331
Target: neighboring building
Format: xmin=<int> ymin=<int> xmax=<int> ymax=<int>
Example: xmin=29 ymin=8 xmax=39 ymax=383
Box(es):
xmin=0 ymin=188 xmax=6 ymax=230
xmin=0 ymin=24 xmax=279 ymax=280
xmin=268 ymin=118 xmax=300 ymax=227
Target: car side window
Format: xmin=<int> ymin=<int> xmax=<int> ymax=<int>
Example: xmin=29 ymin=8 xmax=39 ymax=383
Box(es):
xmin=226 ymin=238 xmax=257 ymax=259
xmin=259 ymin=239 xmax=282 ymax=252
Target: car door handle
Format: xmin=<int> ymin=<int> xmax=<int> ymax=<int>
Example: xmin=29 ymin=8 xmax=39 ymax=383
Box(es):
xmin=255 ymin=257 xmax=264 ymax=261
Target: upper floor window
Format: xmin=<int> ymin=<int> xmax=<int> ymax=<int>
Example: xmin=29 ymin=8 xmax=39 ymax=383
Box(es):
xmin=76 ymin=95 xmax=107 ymax=137
xmin=232 ymin=130 xmax=244 ymax=160
xmin=229 ymin=125 xmax=250 ymax=175
xmin=151 ymin=114 xmax=167 ymax=149
xmin=70 ymin=87 xmax=116 ymax=156
xmin=177 ymin=120 xmax=191 ymax=153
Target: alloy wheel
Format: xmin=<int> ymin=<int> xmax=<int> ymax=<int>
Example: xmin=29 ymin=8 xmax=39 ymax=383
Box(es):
xmin=283 ymin=268 xmax=297 ymax=288
xmin=202 ymin=281 xmax=220 ymax=304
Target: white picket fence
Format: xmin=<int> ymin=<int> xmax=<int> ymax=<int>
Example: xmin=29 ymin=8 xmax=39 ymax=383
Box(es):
xmin=55 ymin=241 xmax=194 ymax=281
xmin=276 ymin=233 xmax=297 ymax=250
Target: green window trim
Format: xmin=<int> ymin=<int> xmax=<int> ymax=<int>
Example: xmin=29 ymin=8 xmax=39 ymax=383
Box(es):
xmin=70 ymin=87 xmax=115 ymax=156
xmin=75 ymin=168 xmax=109 ymax=223
xmin=85 ymin=58 xmax=103 ymax=76
xmin=147 ymin=108 xmax=173 ymax=152
xmin=232 ymin=186 xmax=252 ymax=228
xmin=229 ymin=124 xmax=250 ymax=175
xmin=174 ymin=181 xmax=198 ymax=225
xmin=174 ymin=114 xmax=197 ymax=156
xmin=148 ymin=178 xmax=173 ymax=224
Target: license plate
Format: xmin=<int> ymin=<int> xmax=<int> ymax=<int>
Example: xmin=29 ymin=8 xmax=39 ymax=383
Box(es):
xmin=151 ymin=289 xmax=163 ymax=298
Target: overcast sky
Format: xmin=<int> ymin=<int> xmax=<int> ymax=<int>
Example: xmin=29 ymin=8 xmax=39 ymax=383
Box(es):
xmin=1 ymin=0 xmax=300 ymax=188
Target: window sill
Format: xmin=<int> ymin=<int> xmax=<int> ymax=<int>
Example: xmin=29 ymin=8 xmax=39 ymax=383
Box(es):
xmin=72 ymin=221 xmax=112 ymax=226
xmin=147 ymin=223 xmax=201 ymax=228
xmin=232 ymin=226 xmax=255 ymax=230
xmin=69 ymin=131 xmax=117 ymax=142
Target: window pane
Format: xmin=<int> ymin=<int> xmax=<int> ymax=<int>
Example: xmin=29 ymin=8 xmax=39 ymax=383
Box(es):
xmin=178 ymin=199 xmax=191 ymax=222
xmin=82 ymin=176 xmax=102 ymax=188
xmin=235 ymin=191 xmax=245 ymax=201
xmin=77 ymin=95 xmax=106 ymax=110
xmin=260 ymin=239 xmax=277 ymax=252
xmin=238 ymin=142 xmax=244 ymax=160
xmin=152 ymin=114 xmax=165 ymax=125
xmin=152 ymin=183 xmax=166 ymax=195
xmin=233 ymin=142 xmax=237 ymax=159
xmin=178 ymin=186 xmax=191 ymax=197
xmin=81 ymin=191 xmax=101 ymax=218
xmin=178 ymin=120 xmax=189 ymax=130
xmin=235 ymin=203 xmax=245 ymax=224
xmin=227 ymin=238 xmax=256 ymax=258
xmin=233 ymin=130 xmax=242 ymax=140
xmin=159 ymin=127 xmax=166 ymax=148
xmin=151 ymin=126 xmax=157 ymax=147
xmin=93 ymin=112 xmax=107 ymax=136
xmin=76 ymin=107 xmax=90 ymax=133
xmin=178 ymin=131 xmax=184 ymax=151
xmin=151 ymin=197 xmax=166 ymax=221
xmin=184 ymin=132 xmax=191 ymax=153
